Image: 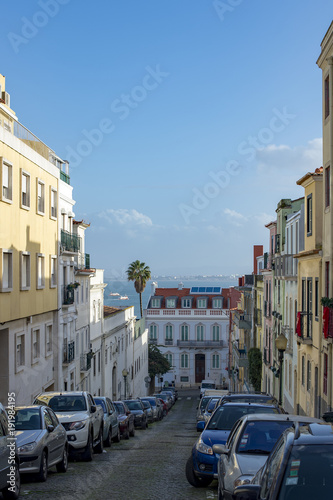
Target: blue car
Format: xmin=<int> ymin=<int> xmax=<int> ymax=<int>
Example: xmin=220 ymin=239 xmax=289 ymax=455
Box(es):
xmin=186 ymin=402 xmax=282 ymax=488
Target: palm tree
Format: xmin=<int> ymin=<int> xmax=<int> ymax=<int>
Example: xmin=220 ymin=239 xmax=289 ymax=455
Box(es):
xmin=126 ymin=260 xmax=151 ymax=317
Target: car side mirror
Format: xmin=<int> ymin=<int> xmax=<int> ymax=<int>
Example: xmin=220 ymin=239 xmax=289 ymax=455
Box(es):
xmin=47 ymin=425 xmax=54 ymax=433
xmin=213 ymin=443 xmax=229 ymax=455
xmin=90 ymin=405 xmax=97 ymax=413
xmin=233 ymin=484 xmax=261 ymax=499
xmin=197 ymin=421 xmax=205 ymax=431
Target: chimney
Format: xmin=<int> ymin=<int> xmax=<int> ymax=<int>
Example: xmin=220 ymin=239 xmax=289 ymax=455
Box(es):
xmin=253 ymin=245 xmax=264 ymax=274
xmin=151 ymin=282 xmax=157 ymax=295
xmin=178 ymin=282 xmax=184 ymax=290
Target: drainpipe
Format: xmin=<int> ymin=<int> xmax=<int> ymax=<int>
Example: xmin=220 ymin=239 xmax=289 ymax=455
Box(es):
xmin=328 ymin=56 xmax=333 ymax=410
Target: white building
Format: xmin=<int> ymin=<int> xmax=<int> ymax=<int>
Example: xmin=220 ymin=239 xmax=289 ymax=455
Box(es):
xmin=145 ymin=282 xmax=230 ymax=388
xmin=89 ymin=269 xmax=106 ymax=396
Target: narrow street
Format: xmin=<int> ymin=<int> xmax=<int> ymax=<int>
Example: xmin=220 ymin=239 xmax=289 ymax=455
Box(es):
xmin=20 ymin=389 xmax=218 ymax=500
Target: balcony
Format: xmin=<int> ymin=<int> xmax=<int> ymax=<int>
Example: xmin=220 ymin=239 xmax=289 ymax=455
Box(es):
xmin=145 ymin=308 xmax=227 ymax=318
xmin=148 ymin=338 xmax=158 ymax=345
xmin=63 ymin=341 xmax=75 ymax=364
xmin=297 ymin=312 xmax=313 ymax=343
xmin=177 ymin=340 xmax=224 ymax=348
xmin=80 ymin=352 xmax=92 ymax=372
xmin=275 ymin=254 xmax=297 ymax=277
xmin=233 ymin=311 xmax=251 ymax=329
xmin=264 ymin=300 xmax=271 ymax=318
xmin=275 ymin=234 xmax=281 ymax=253
xmin=61 ymin=230 xmax=81 ymax=253
xmin=232 ymin=342 xmax=248 ymax=368
xmin=255 ymin=308 xmax=262 ymax=326
xmin=165 ymin=339 xmax=173 ymax=346
xmin=62 ymin=285 xmax=75 ymax=306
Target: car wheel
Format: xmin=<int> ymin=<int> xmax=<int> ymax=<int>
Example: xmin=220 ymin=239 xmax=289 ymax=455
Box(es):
xmin=218 ymin=485 xmax=224 ymax=500
xmin=94 ymin=426 xmax=104 ymax=453
xmin=104 ymin=427 xmax=112 ymax=447
xmin=141 ymin=420 xmax=146 ymax=430
xmin=129 ymin=424 xmax=135 ymax=437
xmin=37 ymin=450 xmax=48 ymax=482
xmin=124 ymin=425 xmax=130 ymax=440
xmin=1 ymin=460 xmax=20 ymax=500
xmin=185 ymin=457 xmax=212 ymax=488
xmin=82 ymin=432 xmax=94 ymax=461
xmin=56 ymin=445 xmax=68 ymax=473
xmin=113 ymin=427 xmax=121 ymax=443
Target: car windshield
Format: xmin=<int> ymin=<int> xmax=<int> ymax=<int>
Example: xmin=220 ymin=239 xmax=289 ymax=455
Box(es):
xmin=207 ymin=398 xmax=220 ymax=412
xmin=202 ymin=383 xmax=215 ymax=389
xmin=15 ymin=408 xmax=41 ymax=430
xmin=199 ymin=397 xmax=212 ymax=411
xmin=48 ymin=395 xmax=87 ymax=412
xmin=146 ymin=399 xmax=156 ymax=407
xmin=236 ymin=421 xmax=294 ymax=454
xmin=141 ymin=401 xmax=150 ymax=409
xmin=114 ymin=403 xmax=124 ymax=414
xmin=159 ymin=395 xmax=169 ymax=402
xmin=94 ymin=398 xmax=107 ymax=413
xmin=278 ymin=444 xmax=333 ymax=498
xmin=207 ymin=406 xmax=279 ymax=431
xmin=126 ymin=401 xmax=142 ymax=411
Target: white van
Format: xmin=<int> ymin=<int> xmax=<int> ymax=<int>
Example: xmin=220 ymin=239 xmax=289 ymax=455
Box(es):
xmin=200 ymin=380 xmax=216 ymax=398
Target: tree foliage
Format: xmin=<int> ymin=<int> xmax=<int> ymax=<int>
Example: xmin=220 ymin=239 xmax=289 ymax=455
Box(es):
xmin=126 ymin=260 xmax=151 ymax=317
xmin=148 ymin=344 xmax=171 ymax=379
xmin=248 ymin=347 xmax=262 ymax=392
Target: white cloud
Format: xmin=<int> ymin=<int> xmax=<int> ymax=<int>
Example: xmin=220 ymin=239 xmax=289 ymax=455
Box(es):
xmin=224 ymin=208 xmax=247 ymax=220
xmin=98 ymin=209 xmax=153 ymax=227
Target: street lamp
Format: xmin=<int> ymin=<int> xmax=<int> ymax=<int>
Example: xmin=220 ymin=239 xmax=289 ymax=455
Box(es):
xmin=275 ymin=334 xmax=288 ymax=406
xmin=122 ymin=368 xmax=129 ymax=399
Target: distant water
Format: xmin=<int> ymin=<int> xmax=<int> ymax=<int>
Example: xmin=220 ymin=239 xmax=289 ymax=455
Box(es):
xmin=104 ymin=278 xmax=238 ymax=318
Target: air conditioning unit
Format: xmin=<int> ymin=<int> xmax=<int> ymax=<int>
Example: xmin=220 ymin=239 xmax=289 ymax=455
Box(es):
xmin=2 ymin=91 xmax=10 ymax=107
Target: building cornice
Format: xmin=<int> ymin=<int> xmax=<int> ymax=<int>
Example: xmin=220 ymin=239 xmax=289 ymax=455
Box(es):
xmin=317 ymin=21 xmax=333 ymax=67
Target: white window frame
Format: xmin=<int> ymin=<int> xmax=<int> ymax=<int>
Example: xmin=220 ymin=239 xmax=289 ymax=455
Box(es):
xmin=15 ymin=333 xmax=25 ymax=372
xmin=32 ymin=328 xmax=40 ymax=362
xmin=1 ymin=158 xmax=13 ymax=203
xmin=45 ymin=324 xmax=52 ymax=356
xmin=196 ymin=324 xmax=204 ymax=341
xmin=181 ymin=353 xmax=189 ymax=369
xmin=212 ymin=298 xmax=222 ymax=309
xmin=182 ymin=298 xmax=192 ymax=308
xmin=36 ymin=178 xmax=45 ymax=215
xmin=165 ymin=324 xmax=173 ymax=340
xmin=21 ymin=169 xmax=31 ymax=209
xmin=0 ymin=248 xmax=13 ymax=292
xmin=50 ymin=187 xmax=57 ymax=220
xmin=151 ymin=297 xmax=161 ymax=308
xmin=165 ymin=353 xmax=173 ymax=365
xmin=197 ymin=298 xmax=207 ymax=309
xmin=181 ymin=324 xmax=189 ymax=341
xmin=20 ymin=251 xmax=31 ymax=291
xmin=212 ymin=324 xmax=220 ymax=341
xmin=166 ymin=298 xmax=176 ymax=308
xmin=36 ymin=253 xmax=45 ymax=289
xmin=50 ymin=255 xmax=57 ymax=288
xmin=149 ymin=324 xmax=157 ymax=340
xmin=212 ymin=354 xmax=220 ymax=369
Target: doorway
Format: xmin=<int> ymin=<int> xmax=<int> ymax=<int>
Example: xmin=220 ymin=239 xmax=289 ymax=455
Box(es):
xmin=195 ymin=354 xmax=205 ymax=384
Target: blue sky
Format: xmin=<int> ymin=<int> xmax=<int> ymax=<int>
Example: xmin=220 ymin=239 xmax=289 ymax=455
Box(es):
xmin=1 ymin=1 xmax=332 ymax=276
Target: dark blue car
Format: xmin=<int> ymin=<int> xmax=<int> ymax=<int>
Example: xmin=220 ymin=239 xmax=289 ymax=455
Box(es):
xmin=186 ymin=402 xmax=282 ymax=487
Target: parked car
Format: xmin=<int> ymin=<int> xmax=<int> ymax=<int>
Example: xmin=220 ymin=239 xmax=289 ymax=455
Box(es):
xmin=202 ymin=397 xmax=222 ymax=424
xmin=196 ymin=395 xmax=214 ymax=426
xmin=0 ymin=402 xmax=20 ymax=499
xmin=94 ymin=397 xmax=121 ymax=446
xmin=139 ymin=399 xmax=154 ymax=424
xmin=34 ymin=391 xmax=104 ymax=461
xmin=15 ymin=405 xmax=68 ymax=482
xmin=220 ymin=392 xmax=283 ymax=410
xmin=155 ymin=393 xmax=172 ymax=410
xmin=113 ymin=401 xmax=135 ymax=439
xmin=160 ymin=390 xmax=175 ymax=405
xmin=157 ymin=398 xmax=168 ymax=417
xmin=162 ymin=386 xmax=178 ymax=401
xmin=213 ymin=413 xmax=323 ymax=500
xmin=140 ymin=397 xmax=162 ymax=421
xmin=123 ymin=399 xmax=147 ymax=429
xmin=186 ymin=402 xmax=283 ymax=488
xmin=233 ymin=421 xmax=333 ymax=499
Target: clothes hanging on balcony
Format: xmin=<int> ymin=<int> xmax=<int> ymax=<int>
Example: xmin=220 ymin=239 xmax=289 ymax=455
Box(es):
xmin=296 ymin=312 xmax=302 ymax=337
xmin=323 ymin=306 xmax=330 ymax=339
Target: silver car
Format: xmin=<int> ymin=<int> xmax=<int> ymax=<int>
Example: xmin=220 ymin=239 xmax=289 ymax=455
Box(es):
xmin=15 ymin=405 xmax=68 ymax=482
xmin=213 ymin=413 xmax=323 ymax=499
xmin=0 ymin=402 xmax=20 ymax=499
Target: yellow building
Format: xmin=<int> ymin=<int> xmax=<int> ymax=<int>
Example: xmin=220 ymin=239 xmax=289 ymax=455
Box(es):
xmin=295 ymin=168 xmax=323 ymax=417
xmin=317 ymin=21 xmax=333 ymax=415
xmin=0 ymin=74 xmax=65 ymax=404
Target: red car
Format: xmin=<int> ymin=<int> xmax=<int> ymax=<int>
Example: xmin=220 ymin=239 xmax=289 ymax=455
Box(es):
xmin=113 ymin=401 xmax=135 ymax=439
xmin=158 ymin=398 xmax=168 ymax=417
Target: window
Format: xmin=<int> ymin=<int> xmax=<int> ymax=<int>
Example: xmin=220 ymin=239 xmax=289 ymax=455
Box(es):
xmin=301 ymin=279 xmax=306 ymax=312
xmin=36 ymin=254 xmax=45 ymax=289
xmin=325 ymin=166 xmax=330 ymax=208
xmin=16 ymin=334 xmax=25 ymax=369
xmin=197 ymin=298 xmax=207 ymax=308
xmin=181 ymin=324 xmax=189 ymax=341
xmin=180 ymin=376 xmax=189 ymax=382
xmin=165 ymin=324 xmax=173 ymax=340
xmin=181 ymin=353 xmax=189 ymax=368
xmin=324 ymin=353 xmax=328 ymax=396
xmin=212 ymin=354 xmax=220 ymax=369
xmin=32 ymin=329 xmax=40 ymax=361
xmin=212 ymin=325 xmax=220 ymax=341
xmin=306 ymin=194 xmax=312 ymax=236
xmin=149 ymin=324 xmax=157 ymax=340
xmin=45 ymin=324 xmax=52 ymax=355
xmin=165 ymin=353 xmax=172 ymax=365
xmin=325 ymin=75 xmax=330 ymax=119
xmin=1 ymin=158 xmax=12 ymax=202
xmin=307 ymin=360 xmax=311 ymax=391
xmin=182 ymin=298 xmax=192 ymax=308
xmin=325 ymin=261 xmax=330 ymax=297
xmin=50 ymin=188 xmax=57 ymax=219
xmin=50 ymin=256 xmax=57 ymax=288
xmin=151 ymin=297 xmax=160 ymax=308
xmin=37 ymin=179 xmax=45 ymax=214
xmin=212 ymin=298 xmax=222 ymax=309
xmin=307 ymin=278 xmax=313 ymax=338
xmin=1 ymin=249 xmax=13 ymax=292
xmin=20 ymin=251 xmax=30 ymax=290
xmin=301 ymin=356 xmax=305 ymax=386
xmin=196 ymin=324 xmax=204 ymax=341
xmin=21 ymin=170 xmax=30 ymax=209
xmin=315 ymin=278 xmax=319 ymax=319
xmin=166 ymin=298 xmax=176 ymax=308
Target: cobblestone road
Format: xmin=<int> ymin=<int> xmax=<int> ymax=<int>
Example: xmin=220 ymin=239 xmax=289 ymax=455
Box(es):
xmin=19 ymin=389 xmax=218 ymax=500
